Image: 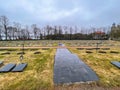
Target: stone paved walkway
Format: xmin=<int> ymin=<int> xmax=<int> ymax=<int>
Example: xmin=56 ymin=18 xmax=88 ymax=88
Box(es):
xmin=54 ymin=48 xmax=99 ymax=84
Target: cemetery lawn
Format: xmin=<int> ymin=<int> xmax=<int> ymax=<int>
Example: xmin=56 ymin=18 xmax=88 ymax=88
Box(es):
xmin=0 ymin=40 xmax=120 ymax=90
xmin=70 ymin=48 xmax=120 ymax=87
xmin=0 ymin=48 xmax=56 ymax=90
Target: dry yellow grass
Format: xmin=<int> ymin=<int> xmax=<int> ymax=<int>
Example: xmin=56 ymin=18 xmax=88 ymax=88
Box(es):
xmin=0 ymin=48 xmax=56 ymax=90
xmin=0 ymin=40 xmax=120 ymax=90
xmin=70 ymin=48 xmax=120 ymax=87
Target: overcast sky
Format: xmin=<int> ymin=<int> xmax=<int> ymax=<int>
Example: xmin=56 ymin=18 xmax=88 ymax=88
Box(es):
xmin=0 ymin=0 xmax=120 ymax=27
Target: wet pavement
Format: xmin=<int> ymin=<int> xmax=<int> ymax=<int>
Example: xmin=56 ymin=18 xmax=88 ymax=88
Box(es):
xmin=54 ymin=48 xmax=99 ymax=84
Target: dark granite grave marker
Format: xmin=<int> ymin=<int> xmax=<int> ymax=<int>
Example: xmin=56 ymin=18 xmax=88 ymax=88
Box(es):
xmin=12 ymin=63 xmax=27 ymax=72
xmin=77 ymin=48 xmax=84 ymax=50
xmin=98 ymin=51 xmax=107 ymax=53
xmin=17 ymin=52 xmax=25 ymax=55
xmin=34 ymin=51 xmax=41 ymax=54
xmin=102 ymin=48 xmax=110 ymax=50
xmin=0 ymin=63 xmax=16 ymax=72
xmin=1 ymin=52 xmax=10 ymax=55
xmin=111 ymin=61 xmax=120 ymax=69
xmin=110 ymin=51 xmax=119 ymax=54
xmin=0 ymin=61 xmax=3 ymax=67
xmin=0 ymin=61 xmax=3 ymax=65
xmin=86 ymin=51 xmax=93 ymax=53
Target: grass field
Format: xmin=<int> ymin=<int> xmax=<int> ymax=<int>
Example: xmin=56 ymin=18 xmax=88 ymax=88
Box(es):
xmin=0 ymin=40 xmax=120 ymax=47
xmin=0 ymin=40 xmax=120 ymax=90
xmin=0 ymin=48 xmax=56 ymax=90
xmin=70 ymin=48 xmax=120 ymax=87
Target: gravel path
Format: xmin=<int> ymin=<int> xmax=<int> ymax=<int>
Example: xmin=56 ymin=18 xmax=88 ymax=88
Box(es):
xmin=0 ymin=46 xmax=110 ymax=49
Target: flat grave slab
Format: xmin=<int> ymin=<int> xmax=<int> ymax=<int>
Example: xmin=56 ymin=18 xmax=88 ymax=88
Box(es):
xmin=101 ymin=48 xmax=110 ymax=50
xmin=17 ymin=52 xmax=25 ymax=55
xmin=111 ymin=61 xmax=120 ymax=69
xmin=12 ymin=63 xmax=27 ymax=72
xmin=98 ymin=51 xmax=107 ymax=53
xmin=54 ymin=48 xmax=99 ymax=84
xmin=0 ymin=61 xmax=3 ymax=67
xmin=1 ymin=52 xmax=10 ymax=55
xmin=0 ymin=61 xmax=3 ymax=65
xmin=0 ymin=63 xmax=16 ymax=72
xmin=34 ymin=51 xmax=41 ymax=54
xmin=77 ymin=48 xmax=84 ymax=50
xmin=110 ymin=51 xmax=119 ymax=54
xmin=86 ymin=51 xmax=93 ymax=53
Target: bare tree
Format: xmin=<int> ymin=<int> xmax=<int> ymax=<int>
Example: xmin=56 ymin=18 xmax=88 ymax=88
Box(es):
xmin=46 ymin=25 xmax=52 ymax=39
xmin=58 ymin=26 xmax=63 ymax=40
xmin=0 ymin=16 xmax=9 ymax=40
xmin=36 ymin=28 xmax=40 ymax=39
xmin=25 ymin=25 xmax=31 ymax=40
xmin=7 ymin=26 xmax=18 ymax=40
xmin=54 ymin=26 xmax=58 ymax=35
xmin=0 ymin=25 xmax=3 ymax=40
xmin=31 ymin=24 xmax=38 ymax=39
xmin=13 ymin=22 xmax=21 ymax=40
xmin=7 ymin=26 xmax=13 ymax=40
xmin=63 ymin=26 xmax=68 ymax=39
xmin=70 ymin=27 xmax=73 ymax=40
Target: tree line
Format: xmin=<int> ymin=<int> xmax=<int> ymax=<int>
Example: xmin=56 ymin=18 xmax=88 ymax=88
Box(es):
xmin=0 ymin=15 xmax=114 ymax=41
xmin=110 ymin=23 xmax=120 ymax=40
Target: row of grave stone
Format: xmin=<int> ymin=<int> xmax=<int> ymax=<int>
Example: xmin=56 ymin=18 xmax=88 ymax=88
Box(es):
xmin=0 ymin=48 xmax=50 ymax=55
xmin=0 ymin=51 xmax=42 ymax=55
xmin=0 ymin=48 xmax=49 ymax=51
xmin=85 ymin=51 xmax=120 ymax=54
xmin=77 ymin=48 xmax=110 ymax=50
xmin=0 ymin=40 xmax=112 ymax=46
xmin=0 ymin=61 xmax=27 ymax=72
xmin=0 ymin=41 xmax=57 ymax=47
xmin=77 ymin=48 xmax=120 ymax=68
